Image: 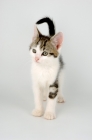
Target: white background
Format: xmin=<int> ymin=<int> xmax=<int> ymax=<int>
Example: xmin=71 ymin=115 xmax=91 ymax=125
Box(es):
xmin=0 ymin=0 xmax=92 ymax=140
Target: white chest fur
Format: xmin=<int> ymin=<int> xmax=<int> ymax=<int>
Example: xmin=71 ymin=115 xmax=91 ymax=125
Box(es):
xmin=31 ymin=62 xmax=59 ymax=87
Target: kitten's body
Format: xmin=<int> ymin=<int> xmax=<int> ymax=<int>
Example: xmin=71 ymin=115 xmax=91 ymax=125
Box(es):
xmin=30 ymin=17 xmax=64 ymax=120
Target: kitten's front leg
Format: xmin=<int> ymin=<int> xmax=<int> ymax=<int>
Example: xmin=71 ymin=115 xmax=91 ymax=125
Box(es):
xmin=44 ymin=83 xmax=58 ymax=120
xmin=43 ymin=85 xmax=49 ymax=101
xmin=32 ymin=84 xmax=44 ymax=117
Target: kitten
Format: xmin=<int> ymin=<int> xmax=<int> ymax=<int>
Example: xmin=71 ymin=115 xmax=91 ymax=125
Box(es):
xmin=29 ymin=17 xmax=64 ymax=120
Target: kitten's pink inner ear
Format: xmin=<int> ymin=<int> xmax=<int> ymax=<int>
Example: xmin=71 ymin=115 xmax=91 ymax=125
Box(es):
xmin=32 ymin=25 xmax=39 ymax=41
xmin=51 ymin=32 xmax=63 ymax=50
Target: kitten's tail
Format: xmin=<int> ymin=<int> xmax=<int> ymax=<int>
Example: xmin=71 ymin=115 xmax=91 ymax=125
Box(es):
xmin=36 ymin=17 xmax=55 ymax=36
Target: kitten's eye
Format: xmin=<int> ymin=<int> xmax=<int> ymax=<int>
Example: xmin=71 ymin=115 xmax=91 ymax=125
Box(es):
xmin=42 ymin=51 xmax=48 ymax=56
xmin=32 ymin=49 xmax=36 ymax=53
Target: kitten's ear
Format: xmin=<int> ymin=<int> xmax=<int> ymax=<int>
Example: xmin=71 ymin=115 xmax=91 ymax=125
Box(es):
xmin=50 ymin=32 xmax=63 ymax=50
xmin=32 ymin=25 xmax=41 ymax=41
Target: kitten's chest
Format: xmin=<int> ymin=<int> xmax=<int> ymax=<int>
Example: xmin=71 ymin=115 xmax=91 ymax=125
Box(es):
xmin=32 ymin=65 xmax=58 ymax=85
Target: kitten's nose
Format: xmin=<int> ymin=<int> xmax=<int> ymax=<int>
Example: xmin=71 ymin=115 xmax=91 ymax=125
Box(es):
xmin=35 ymin=57 xmax=40 ymax=62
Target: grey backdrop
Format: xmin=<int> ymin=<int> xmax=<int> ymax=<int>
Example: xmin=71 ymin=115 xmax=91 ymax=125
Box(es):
xmin=0 ymin=0 xmax=92 ymax=140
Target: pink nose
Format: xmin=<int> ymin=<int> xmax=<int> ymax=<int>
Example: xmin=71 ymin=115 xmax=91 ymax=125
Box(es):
xmin=35 ymin=57 xmax=40 ymax=62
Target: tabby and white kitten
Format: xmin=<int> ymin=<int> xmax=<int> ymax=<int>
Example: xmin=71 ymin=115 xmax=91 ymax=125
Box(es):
xmin=29 ymin=17 xmax=64 ymax=120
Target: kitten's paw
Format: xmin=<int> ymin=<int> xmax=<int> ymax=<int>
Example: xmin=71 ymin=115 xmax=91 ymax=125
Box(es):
xmin=57 ymin=96 xmax=65 ymax=103
xmin=32 ymin=109 xmax=43 ymax=117
xmin=44 ymin=112 xmax=56 ymax=120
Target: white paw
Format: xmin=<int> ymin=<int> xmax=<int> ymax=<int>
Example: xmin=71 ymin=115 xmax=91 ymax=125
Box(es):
xmin=44 ymin=112 xmax=56 ymax=120
xmin=32 ymin=109 xmax=43 ymax=117
xmin=57 ymin=96 xmax=65 ymax=103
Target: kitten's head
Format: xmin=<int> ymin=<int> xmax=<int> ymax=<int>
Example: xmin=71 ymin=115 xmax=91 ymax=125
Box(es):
xmin=29 ymin=26 xmax=63 ymax=65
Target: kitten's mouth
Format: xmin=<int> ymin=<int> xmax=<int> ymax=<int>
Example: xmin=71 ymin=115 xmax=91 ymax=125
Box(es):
xmin=35 ymin=60 xmax=39 ymax=63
